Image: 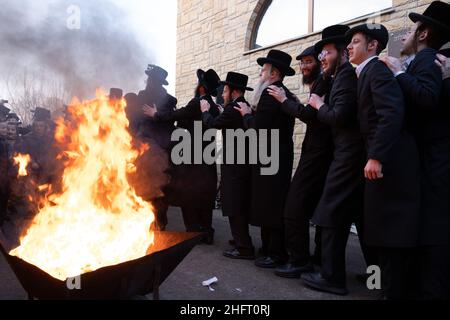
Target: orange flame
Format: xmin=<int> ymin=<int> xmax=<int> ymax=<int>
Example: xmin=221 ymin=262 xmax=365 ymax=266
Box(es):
xmin=9 ymin=90 xmax=155 ymax=280
xmin=13 ymin=154 xmax=31 ymax=177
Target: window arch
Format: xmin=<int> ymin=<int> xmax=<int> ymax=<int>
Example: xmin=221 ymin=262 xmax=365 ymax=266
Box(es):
xmin=248 ymin=0 xmax=392 ymax=50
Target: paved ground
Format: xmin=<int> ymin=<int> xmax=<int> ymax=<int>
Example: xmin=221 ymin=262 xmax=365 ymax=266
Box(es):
xmin=0 ymin=207 xmax=378 ymax=300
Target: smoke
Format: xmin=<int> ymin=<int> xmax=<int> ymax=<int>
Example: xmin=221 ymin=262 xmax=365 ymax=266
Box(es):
xmin=0 ymin=0 xmax=153 ymax=100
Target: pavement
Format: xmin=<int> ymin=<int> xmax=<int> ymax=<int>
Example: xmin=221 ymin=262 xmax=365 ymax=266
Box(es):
xmin=0 ymin=207 xmax=379 ymax=300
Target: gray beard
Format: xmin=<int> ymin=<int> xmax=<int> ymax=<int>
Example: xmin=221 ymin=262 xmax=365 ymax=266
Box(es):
xmin=251 ymin=79 xmax=272 ymax=109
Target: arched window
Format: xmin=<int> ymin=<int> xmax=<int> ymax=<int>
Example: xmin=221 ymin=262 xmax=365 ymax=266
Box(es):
xmin=252 ymin=0 xmax=392 ymax=49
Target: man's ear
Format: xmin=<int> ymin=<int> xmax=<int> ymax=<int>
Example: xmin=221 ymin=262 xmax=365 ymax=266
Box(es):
xmin=418 ymin=28 xmax=429 ymax=42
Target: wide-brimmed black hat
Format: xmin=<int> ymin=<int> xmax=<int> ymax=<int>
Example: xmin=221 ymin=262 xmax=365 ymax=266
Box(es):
xmin=32 ymin=107 xmax=51 ymax=122
xmin=6 ymin=113 xmax=21 ymax=124
xmin=197 ymin=69 xmax=221 ymax=97
xmin=296 ymin=46 xmax=318 ymax=61
xmin=257 ymin=49 xmax=295 ymax=77
xmin=220 ymin=72 xmax=253 ymax=92
xmin=315 ymin=25 xmax=350 ymax=53
xmin=0 ymin=104 xmax=10 ymax=118
xmin=346 ymin=23 xmax=389 ymax=50
xmin=409 ymin=1 xmax=450 ymax=40
xmin=145 ymin=64 xmax=169 ymax=86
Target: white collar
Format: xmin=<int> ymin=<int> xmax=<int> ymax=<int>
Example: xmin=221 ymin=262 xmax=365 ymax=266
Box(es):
xmin=403 ymin=55 xmax=416 ymax=69
xmin=355 ymin=56 xmax=378 ymax=78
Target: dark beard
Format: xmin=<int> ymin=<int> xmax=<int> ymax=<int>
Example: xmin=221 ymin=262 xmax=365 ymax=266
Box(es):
xmin=322 ymin=58 xmax=338 ymax=79
xmin=302 ymin=65 xmax=321 ymax=85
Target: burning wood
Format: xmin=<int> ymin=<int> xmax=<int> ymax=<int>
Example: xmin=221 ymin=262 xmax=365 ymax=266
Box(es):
xmin=8 ymin=90 xmax=156 ymax=281
xmin=13 ymin=153 xmax=31 ymax=177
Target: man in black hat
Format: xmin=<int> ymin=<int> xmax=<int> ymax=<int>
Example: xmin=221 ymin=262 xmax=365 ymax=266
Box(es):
xmin=347 ymin=23 xmax=421 ymax=299
xmin=144 ymin=68 xmax=221 ymax=244
xmin=381 ymin=1 xmax=450 ymax=299
xmin=265 ymin=46 xmax=332 ymax=278
xmin=0 ymin=119 xmax=9 ymax=225
xmin=299 ymin=25 xmax=367 ymax=295
xmin=235 ymin=49 xmax=296 ymax=268
xmin=200 ymin=72 xmax=255 ymax=259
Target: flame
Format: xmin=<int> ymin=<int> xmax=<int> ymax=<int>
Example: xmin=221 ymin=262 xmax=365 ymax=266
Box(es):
xmin=9 ymin=90 xmax=155 ymax=280
xmin=13 ymin=154 xmax=31 ymax=177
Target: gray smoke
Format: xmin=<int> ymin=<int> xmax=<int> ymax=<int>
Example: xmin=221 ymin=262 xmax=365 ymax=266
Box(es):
xmin=0 ymin=0 xmax=153 ymax=99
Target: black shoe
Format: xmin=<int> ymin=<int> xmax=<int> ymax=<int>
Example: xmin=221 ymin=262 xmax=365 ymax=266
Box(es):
xmin=302 ymin=272 xmax=348 ymax=296
xmin=254 ymin=256 xmax=283 ymax=269
xmin=275 ymin=262 xmax=313 ymax=278
xmin=223 ymin=248 xmax=255 ymax=260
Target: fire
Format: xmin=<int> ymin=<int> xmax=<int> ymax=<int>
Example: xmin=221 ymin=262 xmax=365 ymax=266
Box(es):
xmin=13 ymin=154 xmax=31 ymax=177
xmin=9 ymin=90 xmax=155 ymax=280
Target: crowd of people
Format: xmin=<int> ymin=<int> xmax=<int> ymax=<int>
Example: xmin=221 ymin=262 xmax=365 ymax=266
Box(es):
xmin=1 ymin=0 xmax=449 ymax=300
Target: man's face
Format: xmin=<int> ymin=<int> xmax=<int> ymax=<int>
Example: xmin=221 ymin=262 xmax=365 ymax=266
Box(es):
xmin=0 ymin=122 xmax=8 ymax=138
xmin=222 ymin=85 xmax=231 ymax=106
xmin=400 ymin=24 xmax=418 ymax=56
xmin=33 ymin=121 xmax=47 ymax=137
xmin=320 ymin=43 xmax=339 ymax=77
xmin=300 ymin=56 xmax=317 ymax=77
xmin=7 ymin=124 xmax=17 ymax=140
xmin=348 ymin=32 xmax=370 ymax=65
xmin=259 ymin=63 xmax=273 ymax=82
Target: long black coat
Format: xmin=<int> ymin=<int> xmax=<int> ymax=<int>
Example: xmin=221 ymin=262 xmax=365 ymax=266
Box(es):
xmin=396 ymin=48 xmax=450 ymax=246
xmin=244 ymin=81 xmax=295 ymax=228
xmin=312 ymin=62 xmax=365 ymax=228
xmin=202 ymin=96 xmax=252 ymax=217
xmin=358 ymin=58 xmax=420 ymax=247
xmin=282 ymin=77 xmax=333 ymax=222
xmin=154 ymin=95 xmax=220 ymax=210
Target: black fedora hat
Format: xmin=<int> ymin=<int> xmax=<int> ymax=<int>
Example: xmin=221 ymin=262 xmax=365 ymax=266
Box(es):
xmin=315 ymin=24 xmax=350 ymax=53
xmin=197 ymin=69 xmax=221 ymax=97
xmin=346 ymin=23 xmax=389 ymax=50
xmin=220 ymin=72 xmax=254 ymax=92
xmin=296 ymin=46 xmax=317 ymax=61
xmin=257 ymin=49 xmax=295 ymax=76
xmin=6 ymin=113 xmax=21 ymax=124
xmin=409 ymin=1 xmax=450 ymax=36
xmin=32 ymin=107 xmax=51 ymax=121
xmin=145 ymin=64 xmax=169 ymax=86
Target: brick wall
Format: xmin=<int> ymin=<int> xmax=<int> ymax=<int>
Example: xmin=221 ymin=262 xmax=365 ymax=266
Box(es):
xmin=176 ymin=0 xmax=435 ymax=169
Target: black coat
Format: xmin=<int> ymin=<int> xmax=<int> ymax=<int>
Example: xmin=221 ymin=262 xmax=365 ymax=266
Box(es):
xmin=396 ymin=48 xmax=450 ymax=246
xmin=202 ymin=96 xmax=252 ymax=217
xmin=244 ymin=81 xmax=295 ymax=228
xmin=312 ymin=62 xmax=365 ymax=228
xmin=154 ymin=95 xmax=220 ymax=210
xmin=358 ymin=58 xmax=420 ymax=247
xmin=282 ymin=77 xmax=333 ymax=222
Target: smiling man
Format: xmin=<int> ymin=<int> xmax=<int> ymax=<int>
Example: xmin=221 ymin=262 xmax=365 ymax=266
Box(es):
xmin=346 ymin=23 xmax=421 ymax=300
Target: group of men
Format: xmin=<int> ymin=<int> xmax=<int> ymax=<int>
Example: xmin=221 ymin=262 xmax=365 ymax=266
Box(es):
xmin=1 ymin=0 xmax=449 ymax=300
xmin=139 ymin=1 xmax=449 ymax=300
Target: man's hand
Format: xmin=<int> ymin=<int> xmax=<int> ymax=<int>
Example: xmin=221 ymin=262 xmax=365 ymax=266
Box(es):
xmin=435 ymin=54 xmax=450 ymax=80
xmin=308 ymin=94 xmax=325 ymax=110
xmin=379 ymin=56 xmax=403 ymax=75
xmin=234 ymin=102 xmax=252 ymax=117
xmin=200 ymin=99 xmax=211 ymax=113
xmin=143 ymin=104 xmax=157 ymax=117
xmin=364 ymin=159 xmax=383 ymax=180
xmin=267 ymin=85 xmax=287 ymax=103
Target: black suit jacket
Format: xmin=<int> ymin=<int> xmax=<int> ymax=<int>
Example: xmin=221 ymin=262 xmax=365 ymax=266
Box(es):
xmin=357 ymin=57 xmax=420 ymax=247
xmin=396 ymin=48 xmax=450 ymax=245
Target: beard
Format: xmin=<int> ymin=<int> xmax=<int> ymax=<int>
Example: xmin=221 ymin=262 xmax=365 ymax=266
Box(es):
xmin=322 ymin=58 xmax=338 ymax=79
xmin=251 ymin=78 xmax=272 ymax=109
xmin=302 ymin=65 xmax=321 ymax=85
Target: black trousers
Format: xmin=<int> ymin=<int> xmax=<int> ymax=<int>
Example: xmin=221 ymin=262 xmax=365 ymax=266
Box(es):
xmin=377 ymin=247 xmax=419 ymax=300
xmin=420 ymin=245 xmax=450 ymax=300
xmin=228 ymin=215 xmax=253 ymax=251
xmin=181 ymin=206 xmax=214 ymax=233
xmin=321 ymin=218 xmax=377 ymax=286
xmin=260 ymin=226 xmax=288 ymax=261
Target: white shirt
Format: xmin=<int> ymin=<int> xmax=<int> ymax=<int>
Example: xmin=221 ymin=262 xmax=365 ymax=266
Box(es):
xmin=355 ymin=56 xmax=378 ymax=78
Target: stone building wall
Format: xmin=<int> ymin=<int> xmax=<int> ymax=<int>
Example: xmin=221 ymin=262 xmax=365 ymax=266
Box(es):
xmin=176 ymin=0 xmax=435 ymax=168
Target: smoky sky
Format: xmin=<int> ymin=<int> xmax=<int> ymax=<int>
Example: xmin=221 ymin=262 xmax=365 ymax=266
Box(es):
xmin=0 ymin=0 xmax=153 ymax=99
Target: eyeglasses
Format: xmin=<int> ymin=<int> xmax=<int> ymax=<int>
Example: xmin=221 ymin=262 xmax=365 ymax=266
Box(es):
xmin=318 ymin=50 xmax=332 ymax=61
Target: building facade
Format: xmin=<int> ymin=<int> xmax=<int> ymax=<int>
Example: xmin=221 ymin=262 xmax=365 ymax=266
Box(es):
xmin=176 ymin=0 xmax=436 ymax=167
